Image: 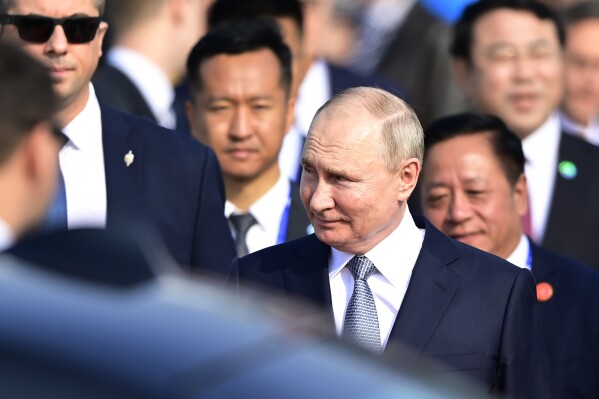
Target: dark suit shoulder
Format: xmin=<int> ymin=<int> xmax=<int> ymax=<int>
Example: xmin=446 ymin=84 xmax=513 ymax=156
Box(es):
xmin=100 ymin=105 xmax=211 ymax=159
xmin=93 ymin=65 xmax=156 ymax=122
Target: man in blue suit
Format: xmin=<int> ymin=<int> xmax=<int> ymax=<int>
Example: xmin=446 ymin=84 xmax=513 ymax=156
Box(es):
xmin=230 ymin=87 xmax=551 ymax=398
xmin=420 ymin=112 xmax=599 ymax=399
xmin=0 ymin=0 xmax=236 ymax=275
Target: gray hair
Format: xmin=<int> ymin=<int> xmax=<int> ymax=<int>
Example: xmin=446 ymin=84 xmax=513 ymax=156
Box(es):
xmin=0 ymin=0 xmax=105 ymax=16
xmin=312 ymin=87 xmax=424 ymax=172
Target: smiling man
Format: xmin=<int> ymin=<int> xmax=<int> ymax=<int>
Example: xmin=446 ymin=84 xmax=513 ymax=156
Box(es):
xmin=451 ymin=0 xmax=599 ymax=268
xmin=420 ymin=112 xmax=599 ymax=399
xmin=0 ymin=0 xmax=235 ymax=275
xmin=230 ymin=86 xmax=551 ymax=399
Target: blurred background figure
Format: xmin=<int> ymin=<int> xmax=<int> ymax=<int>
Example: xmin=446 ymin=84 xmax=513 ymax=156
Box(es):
xmin=0 ymin=42 xmax=60 ymax=249
xmin=451 ymin=0 xmax=599 ymax=268
xmin=186 ymin=19 xmax=311 ymax=256
xmin=348 ymin=0 xmax=468 ymax=127
xmin=560 ymin=1 xmax=599 ymax=145
xmin=207 ymin=0 xmax=394 ymax=184
xmin=93 ymin=0 xmax=210 ymax=131
xmin=420 ymin=112 xmax=599 ymax=399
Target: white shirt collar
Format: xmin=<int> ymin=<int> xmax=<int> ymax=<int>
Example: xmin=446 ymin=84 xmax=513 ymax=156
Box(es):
xmin=506 ymin=234 xmax=532 ymax=270
xmin=225 ymin=173 xmax=290 ymax=236
xmin=295 ymin=58 xmax=331 ymax=135
xmin=521 ymin=113 xmax=561 ymax=242
xmin=107 ymin=46 xmax=175 ymax=129
xmin=0 ymin=218 xmax=15 ymax=251
xmin=329 ymin=207 xmax=424 ymax=290
xmin=63 ymin=83 xmax=102 ymax=153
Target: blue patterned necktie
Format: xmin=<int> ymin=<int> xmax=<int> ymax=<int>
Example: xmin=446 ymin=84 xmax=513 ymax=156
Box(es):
xmin=40 ymin=167 xmax=68 ymax=232
xmin=343 ymin=255 xmax=381 ymax=352
xmin=40 ymin=133 xmax=68 ymax=232
xmin=229 ymin=213 xmax=257 ymax=257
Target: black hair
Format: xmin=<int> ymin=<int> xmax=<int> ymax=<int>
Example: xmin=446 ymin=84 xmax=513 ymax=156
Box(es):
xmin=451 ymin=0 xmax=565 ymax=64
xmin=563 ymin=1 xmax=599 ymax=26
xmin=207 ymin=0 xmax=303 ymax=35
xmin=424 ymin=112 xmax=525 ymax=185
xmin=186 ymin=18 xmax=292 ymax=98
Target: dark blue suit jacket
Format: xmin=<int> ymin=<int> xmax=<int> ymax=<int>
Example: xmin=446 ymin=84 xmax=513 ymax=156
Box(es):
xmin=230 ymin=215 xmax=551 ymax=398
xmin=530 ymin=240 xmax=599 ymax=398
xmin=101 ymin=105 xmax=235 ymax=275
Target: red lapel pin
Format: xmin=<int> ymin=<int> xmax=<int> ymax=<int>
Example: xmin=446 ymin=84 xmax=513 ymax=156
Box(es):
xmin=536 ymin=282 xmax=553 ymax=302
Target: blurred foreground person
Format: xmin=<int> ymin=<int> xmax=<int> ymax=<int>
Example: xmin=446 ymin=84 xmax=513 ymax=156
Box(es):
xmin=420 ymin=112 xmax=599 ymax=399
xmin=451 ymin=0 xmax=599 ymax=268
xmin=0 ymin=41 xmax=60 ymax=249
xmin=231 ymin=87 xmax=550 ymax=399
xmin=0 ymin=228 xmax=488 ymax=399
xmin=186 ymin=19 xmax=311 ymax=256
xmin=560 ymin=1 xmax=599 ymax=145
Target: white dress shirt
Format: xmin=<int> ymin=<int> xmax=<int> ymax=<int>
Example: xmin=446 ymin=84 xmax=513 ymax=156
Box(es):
xmin=225 ymin=174 xmax=292 ymax=253
xmin=106 ymin=46 xmax=176 ymax=129
xmin=0 ymin=218 xmax=15 ymax=251
xmin=506 ymin=234 xmax=532 ymax=271
xmin=62 ymin=84 xmax=107 ymax=228
xmin=278 ymin=58 xmax=331 ymax=183
xmin=559 ymin=110 xmax=599 ymax=146
xmin=329 ymin=208 xmax=425 ymax=349
xmin=521 ymin=113 xmax=561 ymax=242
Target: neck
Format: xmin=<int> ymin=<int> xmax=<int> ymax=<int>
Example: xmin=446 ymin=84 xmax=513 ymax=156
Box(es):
xmin=225 ymin=166 xmax=281 ymax=212
xmin=57 ymin=85 xmax=90 ymax=128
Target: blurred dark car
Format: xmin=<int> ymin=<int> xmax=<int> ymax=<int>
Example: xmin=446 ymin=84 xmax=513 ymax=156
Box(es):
xmin=0 ymin=229 xmax=489 ymax=399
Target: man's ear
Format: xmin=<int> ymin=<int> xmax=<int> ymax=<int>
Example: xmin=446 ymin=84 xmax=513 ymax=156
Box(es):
xmin=452 ymin=57 xmax=471 ymax=95
xmin=513 ymin=173 xmax=529 ymax=218
xmin=397 ymin=158 xmax=421 ymax=202
xmin=284 ymin=94 xmax=296 ymax=135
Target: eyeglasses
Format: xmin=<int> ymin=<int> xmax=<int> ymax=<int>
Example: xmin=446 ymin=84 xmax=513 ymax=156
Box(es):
xmin=0 ymin=15 xmax=101 ymax=44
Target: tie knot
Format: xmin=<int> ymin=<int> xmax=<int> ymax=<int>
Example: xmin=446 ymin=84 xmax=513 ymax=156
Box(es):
xmin=347 ymin=256 xmax=377 ymax=281
xmin=229 ymin=213 xmax=257 ymax=236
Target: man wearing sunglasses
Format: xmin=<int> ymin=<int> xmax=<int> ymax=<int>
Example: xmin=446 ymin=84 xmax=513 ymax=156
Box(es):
xmin=0 ymin=0 xmax=236 ymax=276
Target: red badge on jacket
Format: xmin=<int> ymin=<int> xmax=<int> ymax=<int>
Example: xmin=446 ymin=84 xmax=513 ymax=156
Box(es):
xmin=536 ymin=282 xmax=553 ymax=302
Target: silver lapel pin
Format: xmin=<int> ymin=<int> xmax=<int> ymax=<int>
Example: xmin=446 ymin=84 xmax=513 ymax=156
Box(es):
xmin=124 ymin=150 xmax=135 ymax=167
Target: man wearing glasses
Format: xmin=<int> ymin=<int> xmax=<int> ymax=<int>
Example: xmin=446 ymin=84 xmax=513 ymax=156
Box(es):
xmin=0 ymin=0 xmax=236 ymax=276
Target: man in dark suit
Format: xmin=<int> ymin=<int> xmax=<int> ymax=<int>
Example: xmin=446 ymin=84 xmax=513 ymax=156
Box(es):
xmin=92 ymin=0 xmax=208 ymax=132
xmin=420 ymin=112 xmax=599 ymax=399
xmin=0 ymin=0 xmax=235 ymax=275
xmin=231 ymin=87 xmax=550 ymax=398
xmin=451 ymin=0 xmax=599 ymax=268
xmin=206 ymin=0 xmax=395 ymax=184
xmin=186 ymin=19 xmax=310 ymax=256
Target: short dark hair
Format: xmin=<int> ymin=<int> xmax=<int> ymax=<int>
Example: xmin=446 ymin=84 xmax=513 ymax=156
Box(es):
xmin=0 ymin=41 xmax=57 ymax=165
xmin=424 ymin=113 xmax=525 ymax=186
xmin=186 ymin=18 xmax=292 ymax=98
xmin=563 ymin=1 xmax=599 ymax=26
xmin=451 ymin=0 xmax=565 ymax=64
xmin=207 ymin=0 xmax=303 ymax=35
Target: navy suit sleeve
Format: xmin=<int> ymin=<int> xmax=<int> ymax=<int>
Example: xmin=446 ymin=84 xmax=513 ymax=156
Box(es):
xmin=495 ymin=268 xmax=552 ymax=399
xmin=190 ymin=147 xmax=236 ymax=276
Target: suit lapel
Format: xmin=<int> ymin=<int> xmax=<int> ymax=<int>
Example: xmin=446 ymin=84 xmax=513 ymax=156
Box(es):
xmin=529 ymin=241 xmax=558 ymax=290
xmin=282 ymin=235 xmax=334 ymax=327
xmin=101 ymin=105 xmax=144 ymax=228
xmin=387 ymin=217 xmax=461 ymax=357
xmin=285 ymin=182 xmax=311 ymax=242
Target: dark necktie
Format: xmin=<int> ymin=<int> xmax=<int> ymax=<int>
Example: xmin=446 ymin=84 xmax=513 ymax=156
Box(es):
xmin=229 ymin=213 xmax=257 ymax=257
xmin=343 ymin=255 xmax=381 ymax=352
xmin=40 ymin=136 xmax=68 ymax=232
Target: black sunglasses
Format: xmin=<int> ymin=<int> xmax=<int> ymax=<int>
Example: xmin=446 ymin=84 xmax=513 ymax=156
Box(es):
xmin=0 ymin=15 xmax=101 ymax=44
